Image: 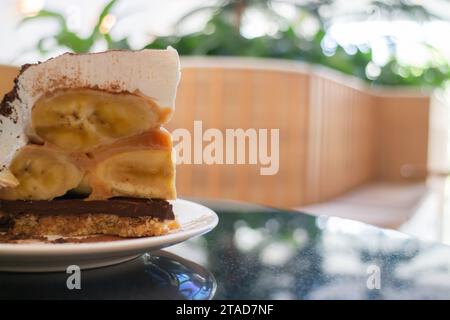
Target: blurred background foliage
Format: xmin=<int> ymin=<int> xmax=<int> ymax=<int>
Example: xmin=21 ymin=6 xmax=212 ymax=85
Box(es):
xmin=21 ymin=0 xmax=450 ymax=87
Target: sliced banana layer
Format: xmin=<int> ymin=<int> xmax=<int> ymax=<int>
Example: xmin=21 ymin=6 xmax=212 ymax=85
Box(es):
xmin=0 ymin=129 xmax=176 ymax=201
xmin=0 ymin=145 xmax=84 ymax=200
xmin=31 ymin=88 xmax=169 ymax=152
xmin=0 ymin=48 xmax=180 ymax=180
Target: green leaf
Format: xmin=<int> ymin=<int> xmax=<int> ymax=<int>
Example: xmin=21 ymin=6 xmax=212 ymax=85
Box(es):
xmin=19 ymin=9 xmax=68 ymax=30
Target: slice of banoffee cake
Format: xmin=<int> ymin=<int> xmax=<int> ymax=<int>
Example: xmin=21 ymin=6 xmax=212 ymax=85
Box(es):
xmin=0 ymin=48 xmax=181 ymax=238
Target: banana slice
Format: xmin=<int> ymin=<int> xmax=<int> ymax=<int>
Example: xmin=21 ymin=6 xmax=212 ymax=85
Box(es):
xmin=0 ymin=169 xmax=19 ymax=188
xmin=87 ymin=129 xmax=176 ymax=200
xmin=32 ymin=88 xmax=166 ymax=152
xmin=90 ymin=149 xmax=176 ymax=200
xmin=0 ymin=145 xmax=84 ymax=200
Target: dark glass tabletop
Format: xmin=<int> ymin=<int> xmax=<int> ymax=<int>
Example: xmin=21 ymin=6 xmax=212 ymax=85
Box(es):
xmin=1 ymin=198 xmax=450 ymax=300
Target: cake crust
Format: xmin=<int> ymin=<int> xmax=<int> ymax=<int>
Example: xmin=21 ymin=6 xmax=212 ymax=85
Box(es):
xmin=4 ymin=213 xmax=179 ymax=238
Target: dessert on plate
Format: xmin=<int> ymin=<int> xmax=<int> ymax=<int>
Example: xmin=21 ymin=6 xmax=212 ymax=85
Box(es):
xmin=0 ymin=48 xmax=181 ymax=238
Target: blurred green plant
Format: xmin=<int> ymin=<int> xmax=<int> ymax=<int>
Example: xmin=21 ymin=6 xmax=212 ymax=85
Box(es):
xmin=20 ymin=0 xmax=130 ymax=54
xmin=21 ymin=0 xmax=450 ymax=88
xmin=146 ymin=0 xmax=450 ymax=87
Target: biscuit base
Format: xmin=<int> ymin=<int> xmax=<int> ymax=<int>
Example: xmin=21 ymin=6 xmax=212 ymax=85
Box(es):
xmin=5 ymin=214 xmax=179 ymax=238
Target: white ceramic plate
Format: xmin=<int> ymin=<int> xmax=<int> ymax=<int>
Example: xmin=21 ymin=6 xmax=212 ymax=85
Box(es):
xmin=0 ymin=199 xmax=218 ymax=272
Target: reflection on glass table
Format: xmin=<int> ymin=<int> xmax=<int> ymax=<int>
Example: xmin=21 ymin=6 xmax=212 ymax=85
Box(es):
xmin=0 ymin=251 xmax=216 ymax=300
xmin=167 ymin=199 xmax=450 ymax=300
xmin=2 ymin=198 xmax=450 ymax=299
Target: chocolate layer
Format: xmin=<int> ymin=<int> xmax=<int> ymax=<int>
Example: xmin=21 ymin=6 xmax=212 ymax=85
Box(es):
xmin=0 ymin=197 xmax=174 ymax=220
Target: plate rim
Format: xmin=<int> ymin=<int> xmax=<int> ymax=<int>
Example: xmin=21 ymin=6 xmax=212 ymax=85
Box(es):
xmin=0 ymin=199 xmax=218 ymax=255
